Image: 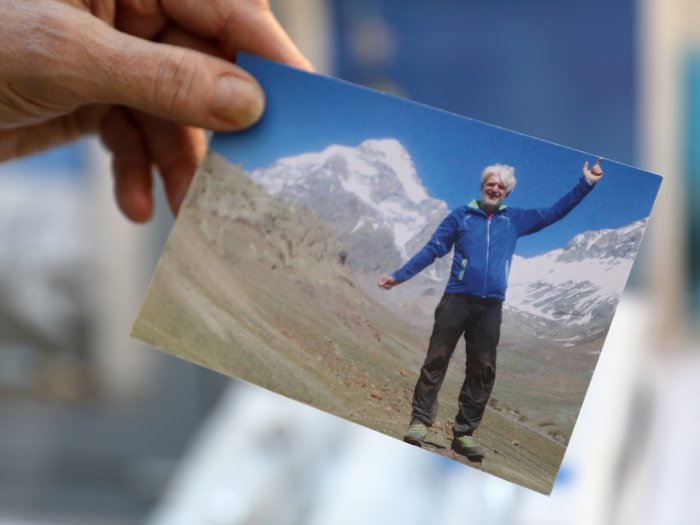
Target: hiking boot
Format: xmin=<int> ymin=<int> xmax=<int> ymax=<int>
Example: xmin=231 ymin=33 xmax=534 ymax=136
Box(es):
xmin=451 ymin=435 xmax=485 ymax=460
xmin=403 ymin=421 xmax=428 ymax=446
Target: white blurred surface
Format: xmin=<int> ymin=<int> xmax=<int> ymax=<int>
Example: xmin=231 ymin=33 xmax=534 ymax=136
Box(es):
xmin=148 ymin=295 xmax=657 ymax=525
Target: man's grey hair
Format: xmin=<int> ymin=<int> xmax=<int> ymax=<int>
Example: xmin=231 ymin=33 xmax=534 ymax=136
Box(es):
xmin=481 ymin=164 xmax=517 ymax=195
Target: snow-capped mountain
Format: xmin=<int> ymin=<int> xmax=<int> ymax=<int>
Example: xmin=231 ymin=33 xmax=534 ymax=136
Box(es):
xmin=506 ymin=219 xmax=646 ymax=328
xmin=250 ymin=139 xmax=448 ymax=275
xmin=249 ymin=139 xmax=645 ymax=338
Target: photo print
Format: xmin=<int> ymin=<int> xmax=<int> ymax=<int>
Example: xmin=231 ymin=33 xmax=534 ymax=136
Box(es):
xmin=132 ymin=54 xmax=661 ymax=494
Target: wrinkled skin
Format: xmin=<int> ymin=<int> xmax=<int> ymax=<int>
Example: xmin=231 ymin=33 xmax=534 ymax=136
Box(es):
xmin=0 ymin=0 xmax=311 ymax=221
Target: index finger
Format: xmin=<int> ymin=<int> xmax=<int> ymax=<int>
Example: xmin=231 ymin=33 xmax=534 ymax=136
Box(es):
xmin=594 ymin=157 xmax=603 ymax=166
xmin=161 ymin=0 xmax=313 ymax=71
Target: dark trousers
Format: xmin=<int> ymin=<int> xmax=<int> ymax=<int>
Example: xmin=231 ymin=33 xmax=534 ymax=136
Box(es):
xmin=411 ymin=293 xmax=502 ymax=437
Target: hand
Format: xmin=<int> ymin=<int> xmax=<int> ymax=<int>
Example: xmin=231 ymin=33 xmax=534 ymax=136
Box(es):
xmin=0 ymin=0 xmax=312 ymax=222
xmin=582 ymin=157 xmax=604 ymax=186
xmin=378 ymin=274 xmax=398 ymax=290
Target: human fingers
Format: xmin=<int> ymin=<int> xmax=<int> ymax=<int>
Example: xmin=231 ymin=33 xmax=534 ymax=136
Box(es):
xmin=158 ymin=24 xmax=228 ymax=60
xmin=133 ymin=111 xmax=207 ymax=215
xmin=114 ymin=0 xmax=168 ymax=39
xmin=6 ymin=3 xmax=266 ymax=131
xmin=94 ymin=21 xmax=265 ymax=130
xmin=0 ymin=1 xmax=88 ymax=126
xmin=148 ymin=25 xmax=225 ymax=214
xmin=151 ymin=25 xmax=228 ymax=214
xmin=160 ymin=0 xmax=313 ymax=71
xmin=99 ymin=107 xmax=154 ymax=222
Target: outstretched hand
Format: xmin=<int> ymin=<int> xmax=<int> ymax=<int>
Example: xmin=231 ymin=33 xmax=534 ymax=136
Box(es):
xmin=378 ymin=274 xmax=398 ymax=290
xmin=582 ymin=157 xmax=604 ymax=186
xmin=0 ymin=0 xmax=312 ymax=222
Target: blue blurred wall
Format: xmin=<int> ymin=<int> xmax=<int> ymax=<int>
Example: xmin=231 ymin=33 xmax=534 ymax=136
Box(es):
xmin=332 ymin=0 xmax=636 ymax=165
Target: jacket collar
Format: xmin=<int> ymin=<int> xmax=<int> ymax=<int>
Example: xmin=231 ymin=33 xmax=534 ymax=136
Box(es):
xmin=467 ymin=199 xmax=507 ymax=215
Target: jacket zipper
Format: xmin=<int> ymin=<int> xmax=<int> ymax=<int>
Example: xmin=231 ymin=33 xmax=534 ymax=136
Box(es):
xmin=482 ymin=217 xmax=491 ymax=297
xmin=458 ymin=258 xmax=467 ymax=280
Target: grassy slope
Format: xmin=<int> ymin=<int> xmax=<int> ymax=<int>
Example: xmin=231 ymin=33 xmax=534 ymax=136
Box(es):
xmin=133 ymin=159 xmax=567 ymax=494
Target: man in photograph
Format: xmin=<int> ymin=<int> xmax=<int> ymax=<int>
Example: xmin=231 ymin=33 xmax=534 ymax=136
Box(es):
xmin=378 ymin=159 xmax=604 ymax=460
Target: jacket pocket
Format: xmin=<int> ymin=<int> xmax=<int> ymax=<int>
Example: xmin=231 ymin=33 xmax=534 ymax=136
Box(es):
xmin=458 ymin=257 xmax=468 ymax=281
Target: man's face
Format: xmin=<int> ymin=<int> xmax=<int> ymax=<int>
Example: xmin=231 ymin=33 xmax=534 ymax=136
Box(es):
xmin=481 ymin=173 xmax=508 ymax=208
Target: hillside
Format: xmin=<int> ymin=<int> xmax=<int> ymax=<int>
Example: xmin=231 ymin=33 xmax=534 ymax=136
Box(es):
xmin=133 ymin=152 xmax=567 ymax=494
xmin=247 ymin=139 xmax=644 ymax=447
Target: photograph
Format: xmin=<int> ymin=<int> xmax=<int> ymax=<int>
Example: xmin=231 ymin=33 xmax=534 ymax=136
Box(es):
xmin=132 ymin=54 xmax=661 ymax=494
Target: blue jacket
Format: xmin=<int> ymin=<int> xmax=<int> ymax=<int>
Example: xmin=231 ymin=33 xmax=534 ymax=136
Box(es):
xmin=391 ymin=177 xmax=594 ymax=300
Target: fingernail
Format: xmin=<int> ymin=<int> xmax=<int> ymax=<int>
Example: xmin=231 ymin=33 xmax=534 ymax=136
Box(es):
xmin=212 ymin=75 xmax=264 ymax=128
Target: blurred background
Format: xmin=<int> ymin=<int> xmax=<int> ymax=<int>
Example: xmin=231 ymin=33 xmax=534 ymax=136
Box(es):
xmin=0 ymin=0 xmax=698 ymax=523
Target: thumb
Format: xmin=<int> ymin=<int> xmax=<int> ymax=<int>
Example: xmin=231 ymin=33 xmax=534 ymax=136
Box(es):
xmin=583 ymin=161 xmax=590 ymax=172
xmin=93 ymin=28 xmax=265 ymax=130
xmin=2 ymin=2 xmax=262 ymax=130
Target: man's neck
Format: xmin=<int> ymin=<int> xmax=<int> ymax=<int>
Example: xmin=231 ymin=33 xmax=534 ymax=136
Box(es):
xmin=479 ymin=201 xmax=498 ymax=215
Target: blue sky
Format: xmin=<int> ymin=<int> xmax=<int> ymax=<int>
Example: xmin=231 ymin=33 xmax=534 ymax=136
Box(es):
xmin=212 ymin=54 xmax=661 ymax=258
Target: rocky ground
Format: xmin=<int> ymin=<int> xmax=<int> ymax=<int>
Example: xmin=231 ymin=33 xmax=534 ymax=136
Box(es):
xmin=133 ymin=154 xmax=569 ymax=494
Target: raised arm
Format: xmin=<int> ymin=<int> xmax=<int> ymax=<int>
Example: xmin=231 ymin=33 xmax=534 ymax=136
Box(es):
xmin=514 ymin=158 xmax=603 ymax=237
xmin=378 ymin=212 xmax=458 ymax=289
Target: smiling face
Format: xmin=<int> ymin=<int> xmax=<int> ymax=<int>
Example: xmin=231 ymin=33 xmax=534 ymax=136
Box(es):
xmin=480 ymin=173 xmax=508 ymax=210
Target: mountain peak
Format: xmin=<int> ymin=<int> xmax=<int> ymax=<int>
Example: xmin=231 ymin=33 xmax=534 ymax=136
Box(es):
xmin=258 ymin=139 xmax=429 ymax=206
xmin=506 ymin=218 xmax=647 ymax=329
xmin=250 ymin=139 xmax=447 ymax=265
xmin=358 ymin=139 xmax=428 ymax=204
xmin=556 ymin=218 xmax=647 ymax=263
